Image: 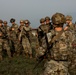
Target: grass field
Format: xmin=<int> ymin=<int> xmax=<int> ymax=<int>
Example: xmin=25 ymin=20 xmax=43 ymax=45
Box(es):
xmin=0 ymin=55 xmax=76 ymax=75
xmin=0 ymin=55 xmax=45 ymax=75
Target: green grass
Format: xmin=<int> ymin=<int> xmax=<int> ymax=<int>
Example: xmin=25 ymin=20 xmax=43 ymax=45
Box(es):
xmin=0 ymin=55 xmax=76 ymax=75
xmin=0 ymin=56 xmax=44 ymax=75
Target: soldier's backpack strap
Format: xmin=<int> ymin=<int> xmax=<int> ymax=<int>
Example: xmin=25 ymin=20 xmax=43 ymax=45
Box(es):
xmin=51 ymin=30 xmax=64 ymax=44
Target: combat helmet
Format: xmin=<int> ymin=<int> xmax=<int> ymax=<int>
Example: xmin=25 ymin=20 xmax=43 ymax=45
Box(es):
xmin=10 ymin=18 xmax=15 ymax=23
xmin=0 ymin=20 xmax=3 ymax=23
xmin=51 ymin=12 xmax=65 ymax=25
xmin=40 ymin=18 xmax=45 ymax=23
xmin=45 ymin=16 xmax=50 ymax=21
xmin=3 ymin=21 xmax=8 ymax=24
xmin=20 ymin=20 xmax=24 ymax=23
xmin=24 ymin=20 xmax=30 ymax=24
xmin=66 ymin=15 xmax=72 ymax=21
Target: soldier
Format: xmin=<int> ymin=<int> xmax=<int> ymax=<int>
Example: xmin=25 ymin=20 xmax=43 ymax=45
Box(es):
xmin=29 ymin=28 xmax=39 ymax=58
xmin=38 ymin=18 xmax=50 ymax=49
xmin=19 ymin=20 xmax=32 ymax=58
xmin=64 ymin=15 xmax=75 ymax=30
xmin=0 ymin=20 xmax=11 ymax=60
xmin=9 ymin=18 xmax=18 ymax=56
xmin=45 ymin=16 xmax=53 ymax=30
xmin=41 ymin=13 xmax=73 ymax=75
xmin=35 ymin=18 xmax=50 ymax=59
xmin=16 ymin=20 xmax=25 ymax=56
xmin=38 ymin=18 xmax=45 ymax=46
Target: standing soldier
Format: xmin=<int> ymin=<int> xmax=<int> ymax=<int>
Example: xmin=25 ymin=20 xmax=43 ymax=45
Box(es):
xmin=45 ymin=16 xmax=53 ymax=30
xmin=40 ymin=13 xmax=73 ymax=75
xmin=19 ymin=20 xmax=32 ymax=58
xmin=38 ymin=18 xmax=50 ymax=51
xmin=29 ymin=28 xmax=39 ymax=58
xmin=9 ymin=18 xmax=19 ymax=56
xmin=17 ymin=20 xmax=25 ymax=56
xmin=36 ymin=18 xmax=51 ymax=59
xmin=0 ymin=20 xmax=11 ymax=60
xmin=38 ymin=18 xmax=45 ymax=46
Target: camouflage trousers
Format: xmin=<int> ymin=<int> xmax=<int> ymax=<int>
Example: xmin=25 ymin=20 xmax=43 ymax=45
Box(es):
xmin=11 ymin=40 xmax=21 ymax=56
xmin=3 ymin=40 xmax=11 ymax=58
xmin=30 ymin=42 xmax=39 ymax=58
xmin=22 ymin=38 xmax=32 ymax=55
xmin=0 ymin=39 xmax=11 ymax=60
xmin=43 ymin=60 xmax=70 ymax=75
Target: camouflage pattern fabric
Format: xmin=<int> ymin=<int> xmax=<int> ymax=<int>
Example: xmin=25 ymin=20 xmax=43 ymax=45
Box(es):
xmin=43 ymin=60 xmax=70 ymax=75
xmin=20 ymin=26 xmax=32 ymax=58
xmin=43 ymin=29 xmax=73 ymax=75
xmin=38 ymin=24 xmax=50 ymax=34
xmin=9 ymin=30 xmax=19 ymax=56
xmin=29 ymin=29 xmax=39 ymax=57
xmin=11 ymin=23 xmax=18 ymax=34
xmin=0 ymin=38 xmax=3 ymax=60
xmin=66 ymin=23 xmax=75 ymax=31
xmin=22 ymin=37 xmax=32 ymax=55
xmin=67 ymin=23 xmax=76 ymax=74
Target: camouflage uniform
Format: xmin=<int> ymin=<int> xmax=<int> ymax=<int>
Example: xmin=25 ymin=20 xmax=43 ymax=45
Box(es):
xmin=29 ymin=29 xmax=39 ymax=58
xmin=9 ymin=18 xmax=20 ymax=56
xmin=0 ymin=31 xmax=4 ymax=60
xmin=42 ymin=13 xmax=73 ymax=75
xmin=38 ymin=18 xmax=50 ymax=46
xmin=20 ymin=20 xmax=32 ymax=58
xmin=17 ymin=20 xmax=26 ymax=56
xmin=0 ymin=20 xmax=11 ymax=59
xmin=65 ymin=15 xmax=76 ymax=74
xmin=36 ymin=18 xmax=50 ymax=58
xmin=9 ymin=27 xmax=19 ymax=56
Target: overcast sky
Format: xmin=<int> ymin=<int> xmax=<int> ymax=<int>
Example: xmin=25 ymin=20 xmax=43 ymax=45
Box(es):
xmin=0 ymin=0 xmax=76 ymax=28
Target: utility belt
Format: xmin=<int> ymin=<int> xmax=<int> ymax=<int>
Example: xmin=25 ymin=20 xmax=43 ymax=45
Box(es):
xmin=51 ymin=56 xmax=68 ymax=61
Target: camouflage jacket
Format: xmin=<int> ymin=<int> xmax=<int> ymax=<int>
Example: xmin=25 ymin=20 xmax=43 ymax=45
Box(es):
xmin=11 ymin=23 xmax=18 ymax=33
xmin=47 ymin=29 xmax=73 ymax=61
xmin=67 ymin=23 xmax=75 ymax=31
